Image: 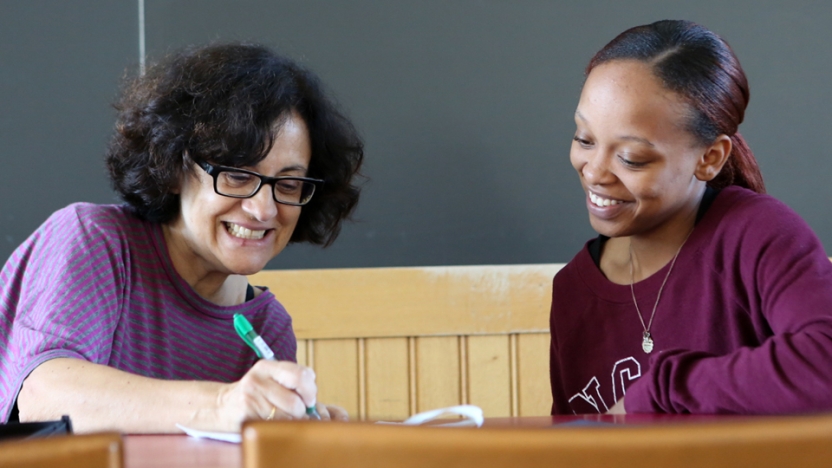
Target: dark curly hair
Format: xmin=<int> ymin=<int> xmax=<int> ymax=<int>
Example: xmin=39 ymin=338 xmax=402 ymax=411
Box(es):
xmin=106 ymin=42 xmax=364 ymax=246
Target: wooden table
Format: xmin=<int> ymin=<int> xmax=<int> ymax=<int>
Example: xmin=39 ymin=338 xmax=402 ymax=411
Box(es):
xmin=125 ymin=434 xmax=239 ymax=468
xmin=124 ymin=415 xmax=748 ymax=468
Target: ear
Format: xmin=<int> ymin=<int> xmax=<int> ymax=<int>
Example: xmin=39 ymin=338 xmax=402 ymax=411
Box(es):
xmin=694 ymin=134 xmax=732 ymax=182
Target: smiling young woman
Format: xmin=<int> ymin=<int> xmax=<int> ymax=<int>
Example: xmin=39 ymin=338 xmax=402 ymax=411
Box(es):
xmin=549 ymin=20 xmax=832 ymax=415
xmin=0 ymin=43 xmax=364 ymax=432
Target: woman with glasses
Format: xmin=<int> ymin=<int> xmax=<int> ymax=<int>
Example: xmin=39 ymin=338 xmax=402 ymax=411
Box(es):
xmin=1 ymin=43 xmax=363 ymax=432
xmin=550 ymin=20 xmax=832 ymax=415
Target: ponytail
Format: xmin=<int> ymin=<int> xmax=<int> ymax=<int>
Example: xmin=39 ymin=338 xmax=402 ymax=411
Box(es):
xmin=708 ymin=132 xmax=765 ymax=194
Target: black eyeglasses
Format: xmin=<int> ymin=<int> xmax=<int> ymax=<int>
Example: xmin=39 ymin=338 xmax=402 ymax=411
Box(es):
xmin=196 ymin=160 xmax=323 ymax=206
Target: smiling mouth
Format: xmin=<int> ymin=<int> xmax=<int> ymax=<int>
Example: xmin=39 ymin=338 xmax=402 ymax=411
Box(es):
xmin=589 ymin=192 xmax=624 ymax=207
xmin=225 ymin=222 xmax=268 ymax=240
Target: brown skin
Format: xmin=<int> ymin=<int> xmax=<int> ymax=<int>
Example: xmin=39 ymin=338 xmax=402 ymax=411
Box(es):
xmin=19 ymin=112 xmax=347 ymax=432
xmin=569 ymin=60 xmax=731 ymax=413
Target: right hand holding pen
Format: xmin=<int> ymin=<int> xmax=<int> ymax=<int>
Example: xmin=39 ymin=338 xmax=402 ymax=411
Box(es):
xmin=217 ymin=360 xmax=318 ymax=429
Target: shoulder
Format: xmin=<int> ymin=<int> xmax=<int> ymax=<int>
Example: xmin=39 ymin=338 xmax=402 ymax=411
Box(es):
xmin=710 ymin=187 xmax=804 ymax=228
xmin=48 ymin=203 xmax=140 ymax=230
xmin=703 ymin=187 xmax=816 ymax=249
xmin=696 ymin=186 xmax=828 ymax=283
xmin=257 ymin=292 xmax=292 ymax=323
xmin=15 ymin=203 xmax=153 ymax=272
xmin=553 ymin=241 xmax=594 ymax=287
xmin=44 ymin=203 xmax=150 ymax=245
xmin=242 ymin=287 xmax=290 ymax=318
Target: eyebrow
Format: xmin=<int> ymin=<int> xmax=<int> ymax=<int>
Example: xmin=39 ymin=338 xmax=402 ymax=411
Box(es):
xmin=574 ymin=110 xmax=656 ymax=148
xmin=278 ymin=164 xmax=308 ymax=173
xmin=618 ymin=135 xmax=655 ymax=148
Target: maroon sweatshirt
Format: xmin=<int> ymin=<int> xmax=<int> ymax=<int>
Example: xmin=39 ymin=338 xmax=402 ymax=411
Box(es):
xmin=550 ymin=186 xmax=832 ymax=414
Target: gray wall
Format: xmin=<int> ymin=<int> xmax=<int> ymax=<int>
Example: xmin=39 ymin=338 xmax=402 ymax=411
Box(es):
xmin=2 ymin=1 xmax=831 ymax=270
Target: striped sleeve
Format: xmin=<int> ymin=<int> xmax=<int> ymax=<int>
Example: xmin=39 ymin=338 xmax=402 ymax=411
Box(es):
xmin=0 ymin=204 xmax=127 ymax=420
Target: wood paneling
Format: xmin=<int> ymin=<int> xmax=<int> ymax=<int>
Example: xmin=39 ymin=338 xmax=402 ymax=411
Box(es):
xmin=467 ymin=335 xmax=511 ymax=417
xmin=251 ymin=264 xmax=564 ymax=420
xmin=364 ymin=337 xmax=410 ymax=421
xmin=313 ymin=339 xmax=359 ymax=417
xmin=295 ymin=339 xmax=307 ymax=366
xmin=415 ymin=336 xmax=461 ymax=413
xmin=517 ymin=333 xmax=552 ymax=416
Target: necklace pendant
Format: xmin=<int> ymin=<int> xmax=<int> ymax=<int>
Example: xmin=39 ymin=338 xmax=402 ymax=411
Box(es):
xmin=642 ymin=331 xmax=654 ymax=354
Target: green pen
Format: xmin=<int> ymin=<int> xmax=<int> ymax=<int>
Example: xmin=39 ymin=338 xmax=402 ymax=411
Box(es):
xmin=233 ymin=313 xmax=322 ymax=420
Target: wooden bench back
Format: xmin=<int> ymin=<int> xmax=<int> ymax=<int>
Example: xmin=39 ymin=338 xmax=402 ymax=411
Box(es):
xmin=243 ymin=415 xmax=832 ymax=468
xmin=248 ymin=264 xmax=563 ymax=420
xmin=0 ymin=433 xmax=122 ymax=468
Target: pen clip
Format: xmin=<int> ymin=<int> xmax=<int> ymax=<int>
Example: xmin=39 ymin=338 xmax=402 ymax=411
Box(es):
xmin=233 ymin=313 xmax=263 ymax=358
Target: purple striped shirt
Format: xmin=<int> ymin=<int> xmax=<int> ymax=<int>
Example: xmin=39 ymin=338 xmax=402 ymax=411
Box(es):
xmin=0 ymin=203 xmax=296 ymax=421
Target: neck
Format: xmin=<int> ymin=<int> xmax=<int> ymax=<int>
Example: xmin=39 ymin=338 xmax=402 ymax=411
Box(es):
xmin=628 ymin=205 xmax=698 ymax=283
xmin=161 ymin=223 xmax=246 ymax=306
xmin=603 ymin=185 xmax=703 ymax=284
xmin=629 ymin=224 xmax=693 ymax=283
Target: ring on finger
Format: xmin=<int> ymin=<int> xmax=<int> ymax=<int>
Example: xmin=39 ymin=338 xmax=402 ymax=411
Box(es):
xmin=267 ymin=406 xmax=276 ymax=420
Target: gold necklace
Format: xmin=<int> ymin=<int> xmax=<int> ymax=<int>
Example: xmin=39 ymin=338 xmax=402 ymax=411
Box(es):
xmin=628 ymin=229 xmax=693 ymax=354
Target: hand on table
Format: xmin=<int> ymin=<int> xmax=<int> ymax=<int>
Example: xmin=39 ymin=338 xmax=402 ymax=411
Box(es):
xmin=314 ymin=403 xmax=350 ymax=421
xmin=216 ymin=360 xmax=318 ymax=429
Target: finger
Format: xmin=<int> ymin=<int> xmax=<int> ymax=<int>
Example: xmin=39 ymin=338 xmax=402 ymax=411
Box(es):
xmin=326 ymin=404 xmax=349 ymax=421
xmin=254 ymin=360 xmax=318 ymax=408
xmin=240 ymin=364 xmax=306 ymax=420
xmin=232 ymin=375 xmax=279 ymax=422
xmin=314 ymin=403 xmax=330 ymax=421
xmin=292 ymin=366 xmax=318 ymax=407
xmin=261 ymin=381 xmax=307 ymax=419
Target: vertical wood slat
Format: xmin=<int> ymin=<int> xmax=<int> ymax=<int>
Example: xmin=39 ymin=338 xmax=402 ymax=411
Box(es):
xmin=466 ymin=335 xmax=511 ymax=417
xmin=358 ymin=338 xmax=366 ymax=420
xmin=365 ymin=337 xmax=410 ymax=421
xmin=517 ymin=332 xmax=552 ymax=416
xmin=408 ymin=337 xmax=417 ymax=416
xmin=509 ymin=334 xmax=519 ymax=417
xmin=416 ymin=336 xmax=460 ymax=414
xmin=459 ymin=336 xmax=468 ymax=405
xmin=296 ymin=339 xmax=307 ymax=366
xmin=314 ymin=339 xmax=360 ymax=418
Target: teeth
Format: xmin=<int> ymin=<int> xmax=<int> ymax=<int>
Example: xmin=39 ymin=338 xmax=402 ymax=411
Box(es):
xmin=226 ymin=222 xmax=266 ymax=240
xmin=589 ymin=192 xmax=622 ymax=207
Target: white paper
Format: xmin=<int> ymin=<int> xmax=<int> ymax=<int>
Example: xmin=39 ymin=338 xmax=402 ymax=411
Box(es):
xmin=376 ymin=404 xmax=484 ymax=427
xmin=175 ymin=423 xmax=242 ymax=443
xmin=177 ymin=404 xmax=484 ymax=443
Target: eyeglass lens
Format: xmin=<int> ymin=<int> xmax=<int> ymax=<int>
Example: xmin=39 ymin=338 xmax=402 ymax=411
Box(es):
xmin=216 ymin=170 xmax=315 ymax=205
